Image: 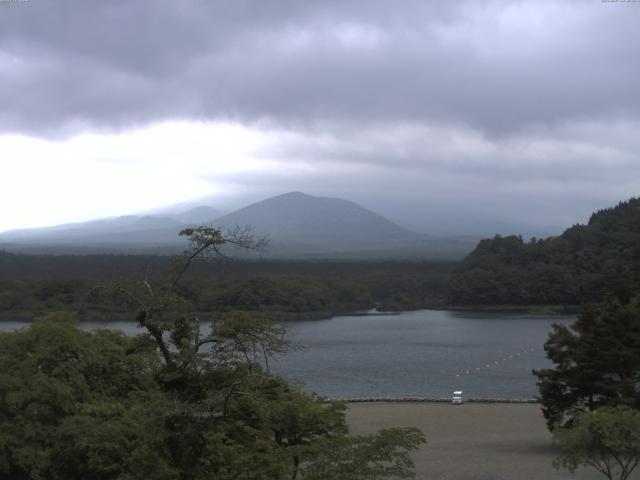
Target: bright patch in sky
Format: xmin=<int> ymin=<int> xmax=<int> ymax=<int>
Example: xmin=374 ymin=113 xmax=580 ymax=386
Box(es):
xmin=0 ymin=122 xmax=275 ymax=232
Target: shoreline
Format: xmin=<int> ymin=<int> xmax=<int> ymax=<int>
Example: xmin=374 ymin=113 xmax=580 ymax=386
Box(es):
xmin=0 ymin=304 xmax=579 ymax=323
xmin=330 ymin=397 xmax=538 ymax=404
xmin=443 ymin=304 xmax=580 ymax=315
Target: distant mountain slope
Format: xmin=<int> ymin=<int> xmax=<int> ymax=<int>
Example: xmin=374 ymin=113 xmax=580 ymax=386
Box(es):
xmin=214 ymin=192 xmax=414 ymax=250
xmin=209 ymin=192 xmax=475 ymax=258
xmin=170 ymin=206 xmax=219 ymax=225
xmin=0 ymin=205 xmax=219 ymax=247
xmin=0 ymin=193 xmax=477 ymax=259
xmin=0 ymin=215 xmax=181 ymax=242
xmin=448 ymin=197 xmax=640 ymax=306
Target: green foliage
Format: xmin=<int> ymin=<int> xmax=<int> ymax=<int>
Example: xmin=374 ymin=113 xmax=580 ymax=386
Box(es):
xmin=0 ymin=313 xmax=425 ymax=480
xmin=211 ymin=311 xmax=295 ymax=368
xmin=301 ymin=427 xmax=425 ymax=480
xmin=449 ymin=197 xmax=640 ymax=306
xmin=0 ymin=313 xmax=173 ymax=480
xmin=1 ymin=228 xmax=426 ymax=479
xmin=203 ymin=275 xmax=373 ymax=313
xmin=534 ymin=295 xmax=640 ymax=430
xmin=0 ymin=279 xmax=90 ymax=314
xmin=553 ymin=407 xmax=640 ymax=480
xmin=0 ymin=259 xmax=455 ymax=318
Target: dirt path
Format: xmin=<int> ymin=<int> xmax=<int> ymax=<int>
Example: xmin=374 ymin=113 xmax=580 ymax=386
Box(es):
xmin=347 ymin=403 xmax=619 ymax=480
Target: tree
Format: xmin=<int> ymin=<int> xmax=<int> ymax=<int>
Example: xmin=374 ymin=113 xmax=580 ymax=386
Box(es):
xmin=534 ymin=294 xmax=640 ymax=430
xmin=1 ymin=226 xmax=426 ymax=479
xmin=553 ymin=407 xmax=640 ymax=480
xmin=449 ymin=197 xmax=640 ymax=307
xmin=300 ymin=428 xmax=425 ymax=480
xmin=0 ymin=312 xmax=175 ymax=480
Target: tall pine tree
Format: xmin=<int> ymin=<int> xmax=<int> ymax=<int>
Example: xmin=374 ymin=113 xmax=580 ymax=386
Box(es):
xmin=534 ymin=295 xmax=640 ymax=430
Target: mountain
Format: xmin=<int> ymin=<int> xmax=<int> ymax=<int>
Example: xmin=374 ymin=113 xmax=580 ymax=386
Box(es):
xmin=212 ymin=192 xmax=475 ymax=258
xmin=0 ymin=193 xmax=477 ymax=258
xmin=0 ymin=211 xmax=201 ymax=253
xmin=0 ymin=215 xmax=180 ymax=243
xmin=215 ymin=192 xmax=410 ymax=250
xmin=169 ymin=206 xmax=220 ymax=225
xmin=448 ymin=197 xmax=640 ymax=306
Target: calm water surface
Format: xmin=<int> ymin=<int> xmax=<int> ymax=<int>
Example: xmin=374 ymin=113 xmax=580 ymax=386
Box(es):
xmin=272 ymin=310 xmax=573 ymax=399
xmin=1 ymin=310 xmax=573 ymax=399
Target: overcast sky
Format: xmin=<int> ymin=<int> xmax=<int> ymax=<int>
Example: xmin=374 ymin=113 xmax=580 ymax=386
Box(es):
xmin=1 ymin=0 xmax=639 ymax=235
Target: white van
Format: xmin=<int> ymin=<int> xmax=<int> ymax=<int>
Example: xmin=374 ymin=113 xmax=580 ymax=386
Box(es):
xmin=452 ymin=390 xmax=463 ymax=404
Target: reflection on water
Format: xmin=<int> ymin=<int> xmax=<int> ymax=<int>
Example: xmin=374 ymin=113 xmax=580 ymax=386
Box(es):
xmin=1 ymin=310 xmax=574 ymax=399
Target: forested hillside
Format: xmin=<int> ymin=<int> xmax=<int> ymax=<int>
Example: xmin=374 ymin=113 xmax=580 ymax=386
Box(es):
xmin=448 ymin=198 xmax=640 ymax=306
xmin=0 ymin=253 xmax=454 ymax=318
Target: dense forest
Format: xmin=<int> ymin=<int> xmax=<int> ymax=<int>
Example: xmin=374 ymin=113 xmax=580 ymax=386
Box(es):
xmin=0 ymin=253 xmax=455 ymax=319
xmin=448 ymin=198 xmax=640 ymax=306
xmin=2 ymin=197 xmax=639 ymax=319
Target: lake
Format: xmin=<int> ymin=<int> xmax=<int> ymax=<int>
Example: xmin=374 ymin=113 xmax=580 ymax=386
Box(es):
xmin=0 ymin=310 xmax=573 ymax=399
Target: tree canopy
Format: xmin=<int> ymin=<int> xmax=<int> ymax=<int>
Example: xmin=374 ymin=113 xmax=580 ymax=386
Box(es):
xmin=448 ymin=197 xmax=640 ymax=306
xmin=0 ymin=312 xmax=172 ymax=480
xmin=534 ymin=295 xmax=640 ymax=430
xmin=0 ymin=226 xmax=426 ymax=480
xmin=553 ymin=407 xmax=640 ymax=480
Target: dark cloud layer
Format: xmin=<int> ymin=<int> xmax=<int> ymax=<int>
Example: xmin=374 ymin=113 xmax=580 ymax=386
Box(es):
xmin=2 ymin=0 xmax=639 ymax=136
xmin=2 ymin=0 xmax=639 ymax=236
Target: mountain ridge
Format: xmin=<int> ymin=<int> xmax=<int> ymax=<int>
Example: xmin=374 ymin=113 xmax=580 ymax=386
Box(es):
xmin=0 ymin=192 xmax=477 ymax=259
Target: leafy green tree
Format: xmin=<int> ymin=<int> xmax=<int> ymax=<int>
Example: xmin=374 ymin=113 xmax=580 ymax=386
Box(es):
xmin=300 ymin=428 xmax=425 ymax=480
xmin=0 ymin=312 xmax=175 ymax=480
xmin=553 ymin=407 xmax=640 ymax=480
xmin=534 ymin=295 xmax=640 ymax=430
xmin=1 ymin=226 xmax=426 ymax=479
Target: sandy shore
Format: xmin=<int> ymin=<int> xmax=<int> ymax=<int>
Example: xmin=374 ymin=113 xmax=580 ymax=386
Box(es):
xmin=346 ymin=403 xmax=615 ymax=480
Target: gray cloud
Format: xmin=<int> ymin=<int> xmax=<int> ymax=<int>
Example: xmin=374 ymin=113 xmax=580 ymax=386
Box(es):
xmin=1 ymin=0 xmax=639 ymax=136
xmin=2 ymin=0 xmax=639 ymax=236
xmin=205 ymin=117 xmax=640 ymax=233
